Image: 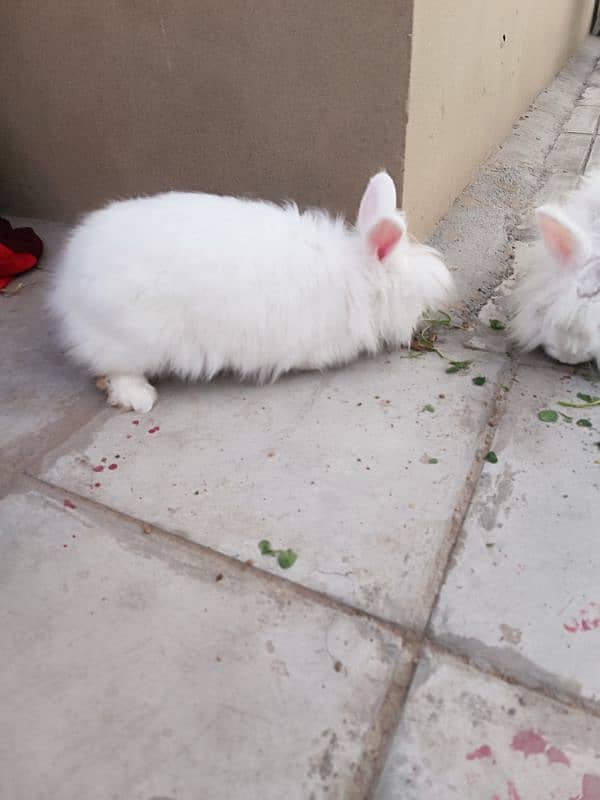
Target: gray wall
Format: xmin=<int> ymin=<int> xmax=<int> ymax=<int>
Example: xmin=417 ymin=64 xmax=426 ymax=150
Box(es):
xmin=1 ymin=1 xmax=413 ymax=221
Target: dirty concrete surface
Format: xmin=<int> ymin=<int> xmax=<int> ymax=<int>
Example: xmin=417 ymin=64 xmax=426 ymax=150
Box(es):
xmin=2 ymin=37 xmax=600 ymax=800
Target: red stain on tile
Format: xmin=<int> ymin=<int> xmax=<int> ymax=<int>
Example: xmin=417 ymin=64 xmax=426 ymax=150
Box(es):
xmin=511 ymin=729 xmax=546 ymax=757
xmin=93 ymin=465 xmax=104 ymax=472
xmin=148 ymin=426 xmax=160 ymax=434
xmin=63 ymin=499 xmax=77 ymax=510
xmin=564 ymin=622 xmax=579 ymax=633
xmin=506 ymin=781 xmax=521 ymax=800
xmin=466 ymin=745 xmax=492 ymax=760
xmin=132 ymin=420 xmax=140 ymax=425
xmin=564 ymin=603 xmax=600 ymax=634
xmin=108 ymin=463 xmax=118 ymax=471
xmin=94 ymin=482 xmax=101 ymax=488
xmin=572 ymin=775 xmax=600 ymax=800
xmin=546 ymin=746 xmax=570 ymax=767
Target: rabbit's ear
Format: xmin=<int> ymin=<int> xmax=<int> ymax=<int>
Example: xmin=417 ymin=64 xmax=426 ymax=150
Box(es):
xmin=357 ymin=172 xmax=397 ymax=232
xmin=367 ymin=216 xmax=406 ymax=262
xmin=536 ymin=205 xmax=590 ymax=269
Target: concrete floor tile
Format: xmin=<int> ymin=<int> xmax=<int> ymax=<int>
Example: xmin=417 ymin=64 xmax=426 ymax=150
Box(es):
xmin=375 ymin=647 xmax=600 ymax=800
xmin=544 ymin=132 xmax=592 ymax=174
xmin=431 ymin=365 xmax=600 ymax=704
xmin=0 ymin=219 xmax=103 ymax=465
xmin=564 ymin=103 xmax=600 ymax=134
xmin=37 ymin=336 xmax=505 ymax=628
xmin=0 ymin=486 xmax=411 ymax=800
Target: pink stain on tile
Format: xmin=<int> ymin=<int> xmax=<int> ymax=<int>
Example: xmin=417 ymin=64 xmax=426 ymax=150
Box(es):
xmin=108 ymin=463 xmax=118 ymax=471
xmin=546 ymin=746 xmax=570 ymax=767
xmin=511 ymin=729 xmax=546 ymax=757
xmin=148 ymin=426 xmax=160 ymax=434
xmin=63 ymin=499 xmax=77 ymax=510
xmin=582 ymin=774 xmax=600 ymax=800
xmin=93 ymin=465 xmax=104 ymax=472
xmin=564 ymin=603 xmax=600 ymax=634
xmin=466 ymin=744 xmax=492 ymax=760
xmin=506 ymin=781 xmax=521 ymax=800
xmin=132 ymin=420 xmax=140 ymax=425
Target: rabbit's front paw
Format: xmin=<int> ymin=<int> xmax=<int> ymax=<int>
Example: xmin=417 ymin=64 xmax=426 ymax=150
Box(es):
xmin=102 ymin=374 xmax=157 ymax=413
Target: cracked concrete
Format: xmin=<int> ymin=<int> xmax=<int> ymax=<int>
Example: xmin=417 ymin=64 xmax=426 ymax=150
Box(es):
xmin=2 ymin=35 xmax=600 ymax=800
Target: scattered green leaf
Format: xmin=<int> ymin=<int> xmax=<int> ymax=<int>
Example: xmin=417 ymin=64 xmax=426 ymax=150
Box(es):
xmin=577 ymin=418 xmax=593 ymax=428
xmin=446 ymin=360 xmax=473 ymax=374
xmin=258 ymin=539 xmax=298 ymax=569
xmin=489 ymin=319 xmax=505 ymax=330
xmin=472 ymin=376 xmax=486 ymax=386
xmin=485 ymin=451 xmax=498 ymax=464
xmin=423 ymin=404 xmax=435 ymax=413
xmin=276 ymin=549 xmax=298 ymax=569
xmin=538 ymin=409 xmax=558 ymax=423
xmin=577 ymin=393 xmax=600 ymax=403
xmin=559 ymin=412 xmax=573 ymax=423
xmin=428 ymin=457 xmax=439 ymax=464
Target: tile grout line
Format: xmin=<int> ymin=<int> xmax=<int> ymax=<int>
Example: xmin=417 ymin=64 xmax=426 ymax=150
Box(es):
xmin=425 ymin=637 xmax=600 ymax=722
xmin=20 ymin=471 xmax=421 ymax=646
xmin=361 ymin=357 xmax=519 ymax=797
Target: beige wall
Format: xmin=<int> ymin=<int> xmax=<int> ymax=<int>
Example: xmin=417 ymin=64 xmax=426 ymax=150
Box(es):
xmin=404 ymin=0 xmax=595 ymax=239
xmin=0 ymin=1 xmax=412 ymax=222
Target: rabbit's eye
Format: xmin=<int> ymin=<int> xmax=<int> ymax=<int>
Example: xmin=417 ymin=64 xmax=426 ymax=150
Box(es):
xmin=577 ymin=260 xmax=600 ymax=299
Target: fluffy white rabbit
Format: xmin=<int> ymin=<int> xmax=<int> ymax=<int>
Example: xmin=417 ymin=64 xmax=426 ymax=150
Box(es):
xmin=50 ymin=172 xmax=453 ymax=412
xmin=511 ymin=172 xmax=600 ymax=366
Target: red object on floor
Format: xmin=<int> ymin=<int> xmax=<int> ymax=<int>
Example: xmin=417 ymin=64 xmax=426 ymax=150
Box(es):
xmin=0 ymin=217 xmax=43 ymax=290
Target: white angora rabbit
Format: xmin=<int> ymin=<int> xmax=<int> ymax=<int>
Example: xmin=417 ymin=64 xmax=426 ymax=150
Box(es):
xmin=511 ymin=173 xmax=600 ymax=366
xmin=50 ymin=172 xmax=453 ymax=412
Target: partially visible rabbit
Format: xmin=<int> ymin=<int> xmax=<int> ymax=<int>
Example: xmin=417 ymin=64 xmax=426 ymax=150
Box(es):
xmin=50 ymin=172 xmax=453 ymax=412
xmin=511 ymin=172 xmax=600 ymax=366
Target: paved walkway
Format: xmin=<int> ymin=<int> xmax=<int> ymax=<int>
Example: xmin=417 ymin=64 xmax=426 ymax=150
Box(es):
xmin=2 ymin=41 xmax=600 ymax=800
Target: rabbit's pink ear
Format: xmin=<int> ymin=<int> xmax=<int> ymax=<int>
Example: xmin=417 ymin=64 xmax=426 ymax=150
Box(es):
xmin=536 ymin=205 xmax=589 ymax=269
xmin=357 ymin=172 xmax=397 ymax=231
xmin=367 ymin=217 xmax=406 ymax=261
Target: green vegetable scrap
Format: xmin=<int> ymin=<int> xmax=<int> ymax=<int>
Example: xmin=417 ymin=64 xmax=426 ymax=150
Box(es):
xmin=538 ymin=410 xmax=558 ymax=423
xmin=423 ymin=404 xmax=435 ymax=413
xmin=446 ymin=360 xmax=473 ymax=374
xmin=577 ymin=418 xmax=592 ymax=428
xmin=489 ymin=319 xmax=505 ymax=330
xmin=559 ymin=413 xmax=573 ymax=423
xmin=485 ymin=451 xmax=498 ymax=464
xmin=276 ymin=550 xmax=297 ymax=569
xmin=558 ymin=392 xmax=600 ymax=409
xmin=472 ymin=376 xmax=486 ymax=386
xmin=428 ymin=457 xmax=439 ymax=464
xmin=578 ymin=393 xmax=600 ymax=403
xmin=258 ymin=539 xmax=298 ymax=569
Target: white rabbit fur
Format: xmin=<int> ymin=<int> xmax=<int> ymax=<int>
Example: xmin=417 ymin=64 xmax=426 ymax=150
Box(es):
xmin=50 ymin=172 xmax=453 ymax=412
xmin=511 ymin=172 xmax=600 ymax=366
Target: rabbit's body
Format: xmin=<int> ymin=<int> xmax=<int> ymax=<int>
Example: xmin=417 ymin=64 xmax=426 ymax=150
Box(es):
xmin=511 ymin=173 xmax=600 ymax=366
xmin=50 ymin=173 xmax=453 ymax=411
